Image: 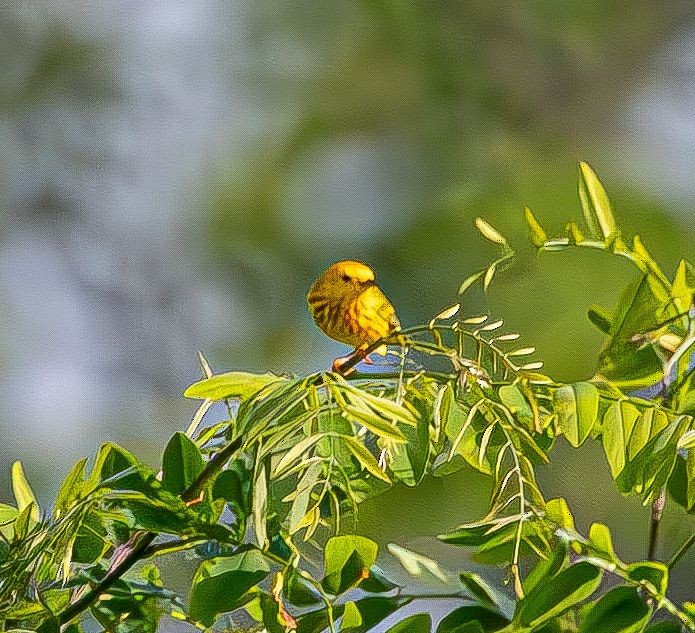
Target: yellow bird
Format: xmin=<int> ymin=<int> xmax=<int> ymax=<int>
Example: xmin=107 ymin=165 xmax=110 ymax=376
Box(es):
xmin=307 ymin=260 xmax=401 ymax=372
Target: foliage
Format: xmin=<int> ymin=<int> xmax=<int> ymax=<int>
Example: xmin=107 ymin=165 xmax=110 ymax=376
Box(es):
xmin=2 ymin=164 xmax=695 ymax=632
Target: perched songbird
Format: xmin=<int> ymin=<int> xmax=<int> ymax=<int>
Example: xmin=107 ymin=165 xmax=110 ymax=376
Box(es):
xmin=307 ymin=260 xmax=401 ymax=372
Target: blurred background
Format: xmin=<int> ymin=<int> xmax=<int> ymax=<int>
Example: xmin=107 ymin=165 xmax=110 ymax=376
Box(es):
xmin=1 ymin=0 xmax=694 ymax=618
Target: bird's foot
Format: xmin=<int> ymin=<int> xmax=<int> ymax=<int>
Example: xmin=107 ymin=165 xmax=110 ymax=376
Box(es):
xmin=332 ymin=348 xmax=370 ymax=375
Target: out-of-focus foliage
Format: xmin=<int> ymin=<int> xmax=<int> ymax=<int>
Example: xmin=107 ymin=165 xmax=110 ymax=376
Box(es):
xmin=3 ymin=167 xmax=695 ymax=632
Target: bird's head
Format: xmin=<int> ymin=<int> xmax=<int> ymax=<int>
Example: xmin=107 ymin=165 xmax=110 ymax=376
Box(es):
xmin=309 ymin=260 xmax=376 ymax=300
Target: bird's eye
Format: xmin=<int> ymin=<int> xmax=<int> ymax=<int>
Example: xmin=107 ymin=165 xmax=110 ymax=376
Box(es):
xmin=341 ymin=273 xmax=351 ymax=282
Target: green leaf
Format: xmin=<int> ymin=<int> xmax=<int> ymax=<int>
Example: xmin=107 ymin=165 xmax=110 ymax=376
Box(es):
xmin=437 ymin=605 xmax=508 ymax=633
xmin=212 ymin=468 xmax=247 ymax=511
xmin=459 ymin=271 xmax=484 ymax=295
xmin=597 ymin=275 xmax=671 ymax=389
xmin=578 ymin=162 xmax=616 ymax=239
xmin=298 ymin=597 xmax=408 ymax=633
xmin=388 ymin=543 xmax=451 ymax=585
xmin=588 ymin=305 xmax=613 ymax=334
xmin=71 ymin=510 xmax=110 ymax=563
xmin=284 ymin=568 xmax=321 ymax=606
xmin=516 ymin=561 xmax=602 ymax=629
xmin=602 ymin=401 xmax=641 ymax=478
xmin=161 ymin=432 xmax=205 ymax=496
xmin=545 ymin=497 xmax=575 ymax=531
xmin=672 ymin=259 xmax=695 ymax=313
xmin=587 ymin=522 xmax=618 ymax=563
xmin=626 ymin=561 xmax=668 ymax=599
xmin=288 ymin=461 xmax=322 ymax=535
xmin=342 ymin=404 xmax=409 ymax=441
xmin=386 ymin=613 xmax=432 ymax=633
xmin=322 ymin=535 xmax=379 ymax=595
xmin=188 ymin=549 xmax=270 ymax=626
xmin=578 ymin=586 xmax=651 ymax=633
xmin=499 ymin=385 xmax=534 ymax=431
xmin=253 ymin=461 xmax=268 ymax=548
xmin=343 ymin=435 xmax=392 ymax=483
xmin=668 ymin=450 xmax=695 ymax=511
xmin=475 ymin=217 xmax=507 ymax=246
xmin=11 ymin=461 xmax=40 ymax=522
xmin=617 ymin=415 xmax=689 ymax=499
xmin=13 ymin=503 xmax=34 ymax=540
xmin=389 ymin=413 xmax=431 ymax=486
xmin=460 ymin=572 xmax=512 ymax=616
xmin=554 ymin=383 xmax=599 ymax=447
xmin=343 ymin=601 xmax=364 ymax=630
xmin=53 ymin=458 xmax=88 ymax=517
xmin=0 ymin=502 xmax=19 ymax=540
xmin=523 ymin=540 xmax=568 ymax=596
xmin=524 ymin=207 xmax=547 ymax=247
xmin=88 ymin=442 xmax=140 ymax=490
xmin=273 ymin=434 xmax=326 ymax=477
xmin=359 ymin=565 xmax=398 ymax=593
xmin=184 ymin=371 xmax=283 ymax=401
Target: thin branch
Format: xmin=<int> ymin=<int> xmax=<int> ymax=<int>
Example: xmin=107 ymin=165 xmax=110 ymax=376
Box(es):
xmin=647 ymin=489 xmax=666 ymax=561
xmin=57 ymin=435 xmax=244 ymax=627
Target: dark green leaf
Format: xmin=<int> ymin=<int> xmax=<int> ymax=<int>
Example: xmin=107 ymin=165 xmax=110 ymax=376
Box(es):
xmin=284 ymin=568 xmax=321 ymax=606
xmin=668 ymin=450 xmax=695 ymax=512
xmin=460 ymin=572 xmax=509 ymax=613
xmin=523 ymin=540 xmax=568 ymax=595
xmin=516 ymin=562 xmax=602 ymax=629
xmin=386 ymin=613 xmax=432 ymax=633
xmin=626 ymin=561 xmax=668 ymax=599
xmin=188 ymin=549 xmax=270 ymax=626
xmin=578 ymin=586 xmax=651 ymax=633
xmin=359 ymin=565 xmax=398 ymax=593
xmin=437 ymin=606 xmax=508 ymax=633
xmin=588 ymin=305 xmax=613 ymax=334
xmin=161 ymin=432 xmax=205 ymax=496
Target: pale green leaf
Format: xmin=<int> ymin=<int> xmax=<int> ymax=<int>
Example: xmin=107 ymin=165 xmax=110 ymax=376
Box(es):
xmin=475 ymin=217 xmax=508 ymax=246
xmin=578 ymin=162 xmax=616 ymax=239
xmin=11 ymin=461 xmax=39 ymax=522
xmin=554 ymin=383 xmax=599 ymax=447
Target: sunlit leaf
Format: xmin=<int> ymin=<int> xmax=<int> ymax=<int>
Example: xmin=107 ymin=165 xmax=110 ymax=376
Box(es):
xmin=322 ymin=535 xmax=378 ymax=595
xmin=11 ymin=461 xmax=39 ymax=522
xmin=387 ymin=543 xmax=452 ymax=585
xmin=184 ymin=371 xmax=283 ymax=401
xmin=343 ymin=436 xmax=391 ymax=483
xmin=578 ymin=162 xmax=616 ymax=239
xmin=554 ymin=383 xmax=599 ymax=447
xmin=475 ymin=217 xmax=507 ymax=246
xmin=524 ymin=207 xmax=547 ymax=247
xmin=459 ymin=271 xmax=484 ymax=295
